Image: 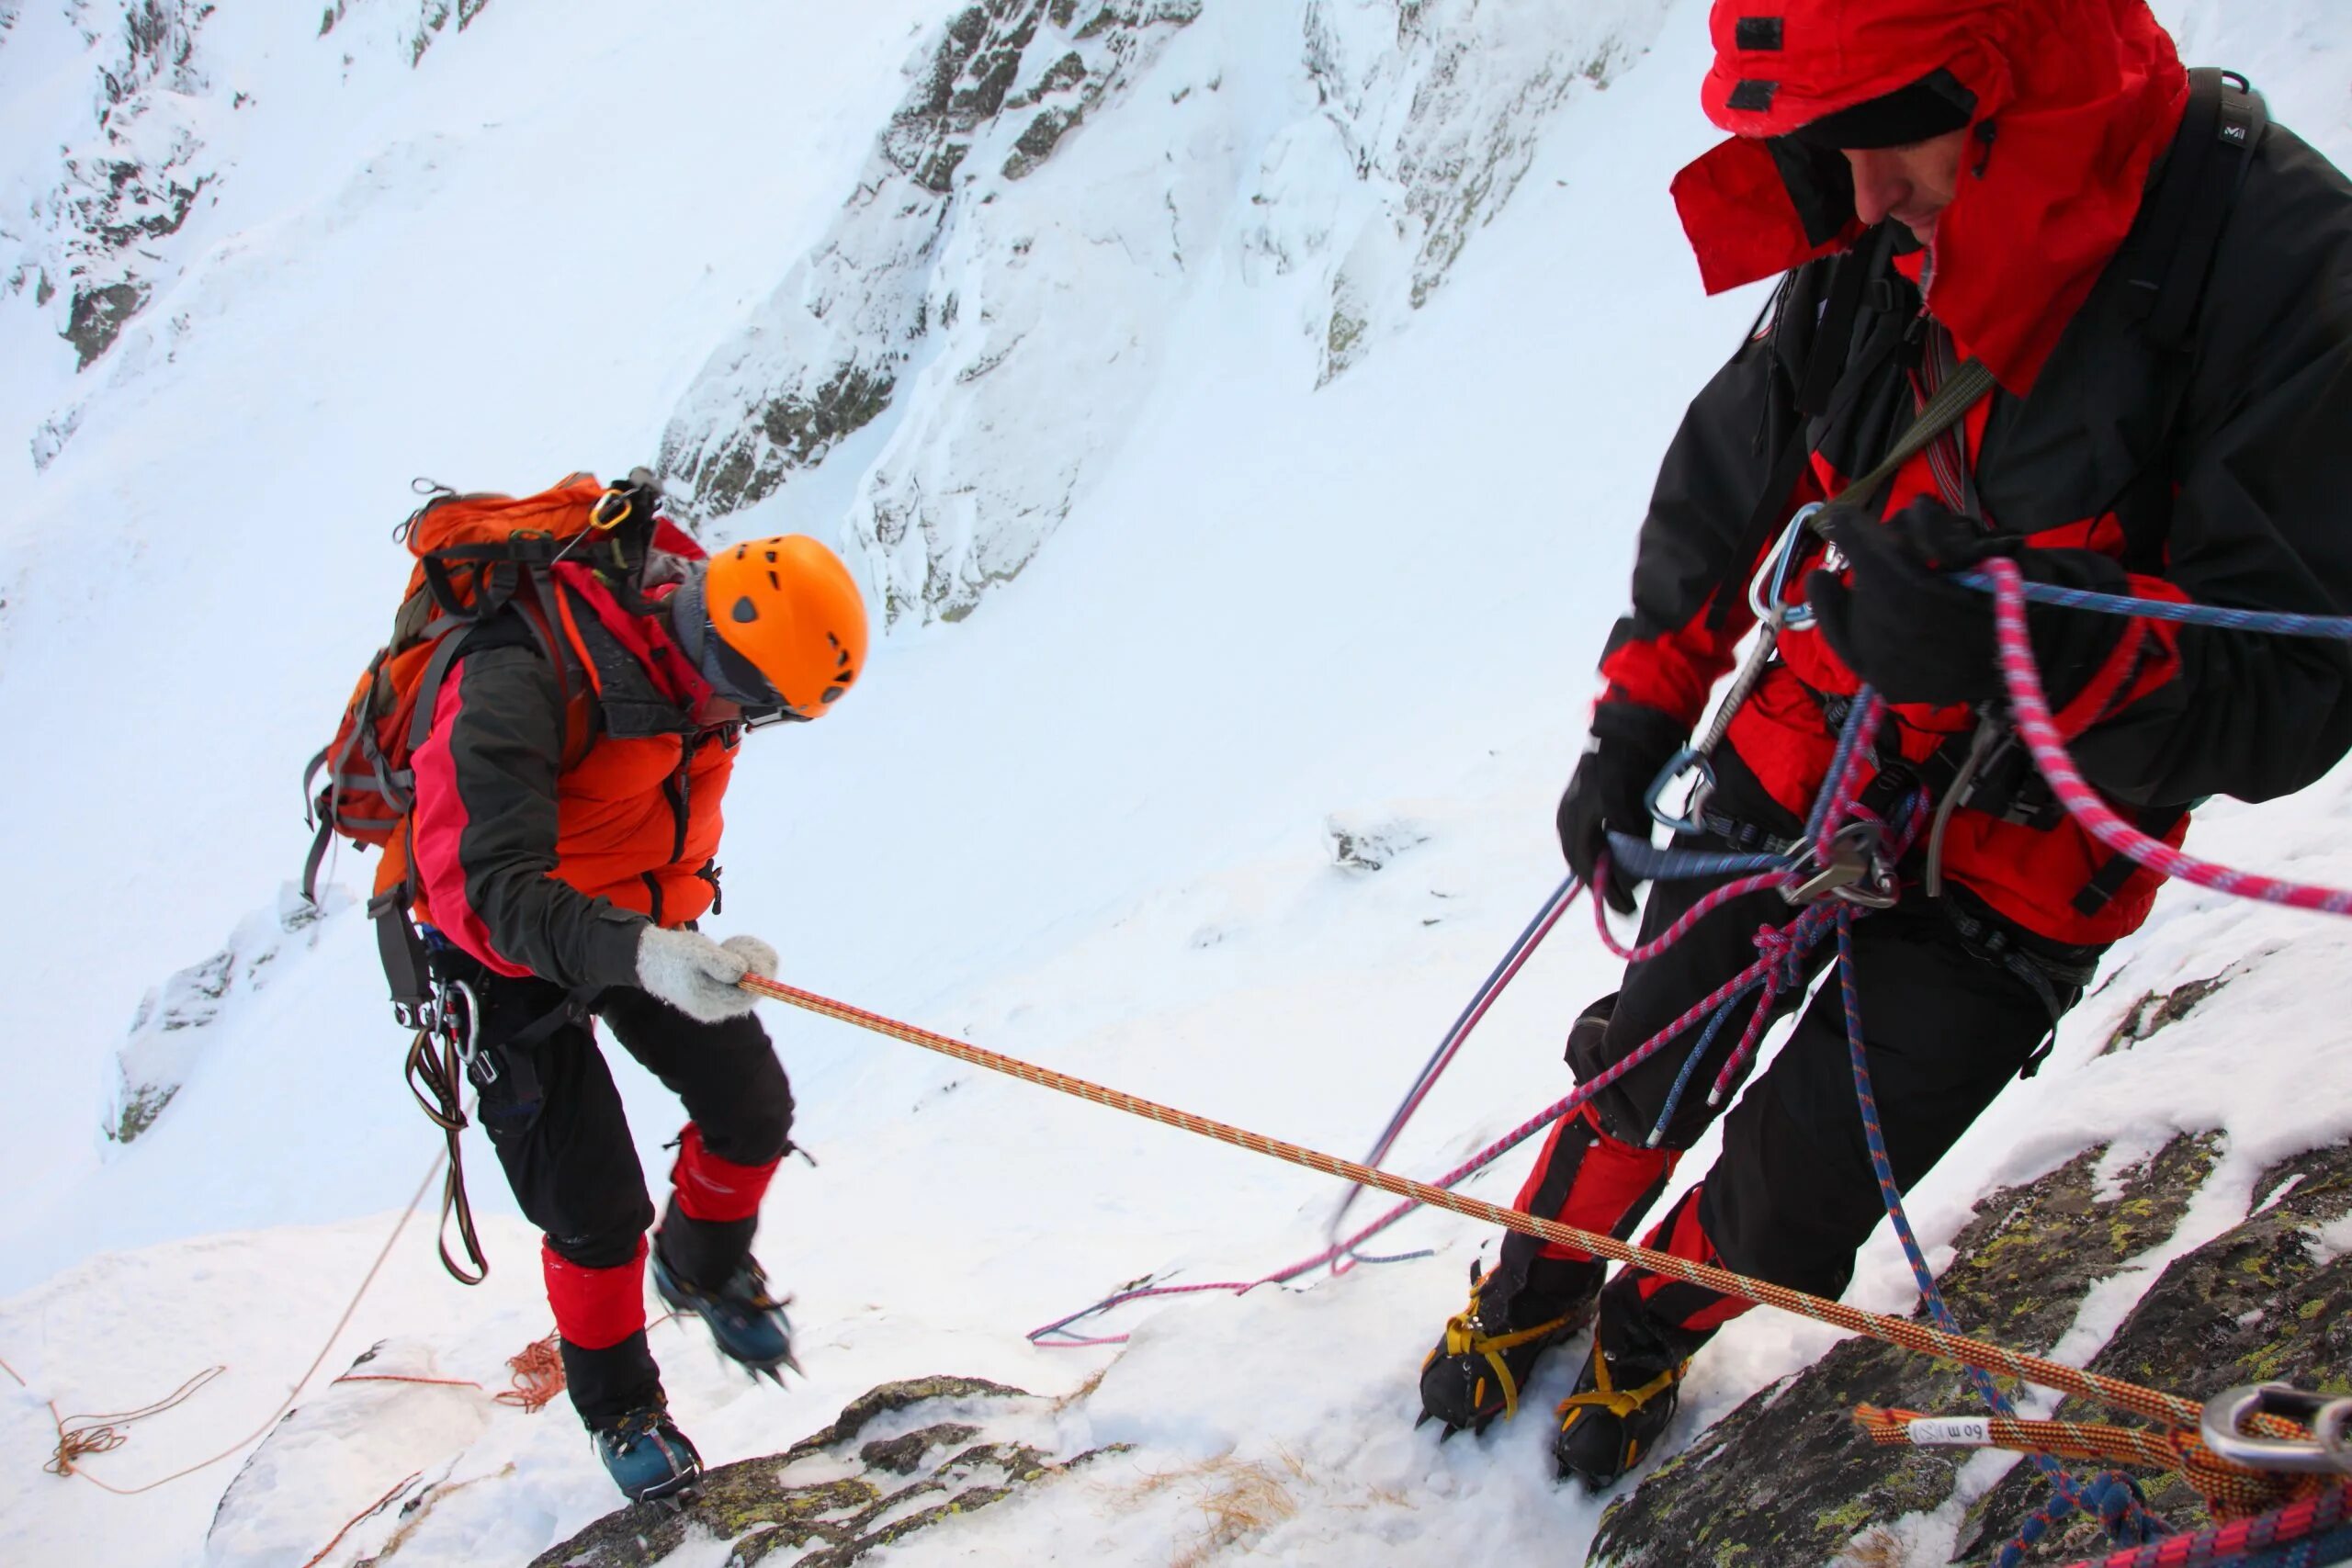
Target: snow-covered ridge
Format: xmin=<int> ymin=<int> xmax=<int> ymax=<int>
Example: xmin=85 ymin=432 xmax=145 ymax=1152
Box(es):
xmin=661 ymin=0 xmax=1662 ymax=626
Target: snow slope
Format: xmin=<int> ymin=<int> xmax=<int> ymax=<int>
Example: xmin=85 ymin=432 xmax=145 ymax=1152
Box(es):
xmin=2 ymin=2 xmax=2349 ymax=1565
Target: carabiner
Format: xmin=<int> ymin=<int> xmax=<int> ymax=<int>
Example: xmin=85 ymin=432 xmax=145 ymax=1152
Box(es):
xmin=1647 ymin=747 xmax=1716 ymax=838
xmin=1749 ymin=501 xmax=1838 ymax=633
xmin=589 ymin=488 xmax=635 ymax=532
xmin=439 ymin=978 xmax=484 ymax=1073
xmin=2200 ymin=1384 xmax=2352 ymax=1476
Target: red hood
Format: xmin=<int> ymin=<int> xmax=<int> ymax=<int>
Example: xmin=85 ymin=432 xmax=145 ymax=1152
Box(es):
xmin=1670 ymin=0 xmax=2188 ymax=392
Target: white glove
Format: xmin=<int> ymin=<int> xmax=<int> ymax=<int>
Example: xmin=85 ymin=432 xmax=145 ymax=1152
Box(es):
xmin=635 ymin=927 xmax=778 ymax=1022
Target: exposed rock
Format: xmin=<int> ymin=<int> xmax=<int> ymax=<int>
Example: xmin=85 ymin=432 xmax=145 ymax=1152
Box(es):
xmin=1954 ymin=1138 xmax=2352 ymax=1562
xmin=22 ymin=0 xmax=217 ymax=373
xmin=529 ymin=1375 xmax=1124 ymax=1568
xmin=1327 ymin=813 xmax=1432 ymax=873
xmin=319 ymin=0 xmax=492 ymax=63
xmin=2101 ymin=964 xmax=2246 ymax=1055
xmin=660 ymin=0 xmax=1203 ymax=625
xmin=109 ymin=886 xmax=344 ymax=1146
xmin=65 ymin=279 xmax=153 ymax=369
xmin=1589 ymin=1134 xmax=2219 ymax=1568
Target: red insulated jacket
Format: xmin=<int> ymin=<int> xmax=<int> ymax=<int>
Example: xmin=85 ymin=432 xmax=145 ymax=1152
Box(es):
xmin=1597 ymin=0 xmax=2352 ymax=946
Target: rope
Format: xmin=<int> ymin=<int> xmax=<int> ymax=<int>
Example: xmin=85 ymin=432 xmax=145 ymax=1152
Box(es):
xmin=1836 ymin=905 xmax=2170 ymax=1551
xmin=1023 ymin=893 xmax=1900 ymax=1345
xmin=11 ymin=1153 xmax=442 ymax=1495
xmin=41 ymin=1367 xmax=228 ymax=1479
xmin=735 ymin=971 xmax=2224 ymax=1438
xmin=1960 ymin=571 xmax=2352 ymax=641
xmin=297 ymin=1471 xmax=423 ymax=1568
xmin=1854 ymin=1407 xmax=2324 ymax=1523
xmin=494 ymin=1332 xmax=566 ymax=1414
xmin=1980 ymin=557 xmax=2352 ymax=916
xmin=1325 ymin=874 xmax=1582 ymax=1256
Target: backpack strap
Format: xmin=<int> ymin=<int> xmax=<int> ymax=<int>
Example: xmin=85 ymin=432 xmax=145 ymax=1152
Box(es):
xmin=2122 ymin=68 xmax=2268 ymax=353
xmin=1707 ymin=223 xmax=1905 ymax=629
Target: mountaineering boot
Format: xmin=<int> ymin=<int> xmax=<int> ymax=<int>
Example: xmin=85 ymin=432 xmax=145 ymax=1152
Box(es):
xmin=1551 ymin=1324 xmax=1690 ymax=1491
xmin=651 ymin=1247 xmax=798 ymax=1380
xmin=1417 ymin=1256 xmax=1599 ymax=1437
xmin=592 ymin=1403 xmax=704 ymax=1505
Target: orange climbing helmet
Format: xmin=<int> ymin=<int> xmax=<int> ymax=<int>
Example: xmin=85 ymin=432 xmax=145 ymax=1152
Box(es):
xmin=691 ymin=535 xmax=868 ymax=721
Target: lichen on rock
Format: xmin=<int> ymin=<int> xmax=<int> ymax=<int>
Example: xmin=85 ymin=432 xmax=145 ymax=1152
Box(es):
xmin=528 ymin=1375 xmax=1125 ymax=1568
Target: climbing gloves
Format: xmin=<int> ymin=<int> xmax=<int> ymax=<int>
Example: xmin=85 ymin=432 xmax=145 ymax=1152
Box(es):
xmin=1807 ymin=499 xmax=2132 ymax=709
xmin=635 ymin=927 xmax=778 ymax=1022
xmin=1557 ymin=702 xmax=1688 ymax=915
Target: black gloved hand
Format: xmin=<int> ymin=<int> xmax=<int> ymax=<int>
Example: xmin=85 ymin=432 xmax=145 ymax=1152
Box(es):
xmin=1557 ymin=702 xmax=1688 ymax=915
xmin=1807 ymin=498 xmax=2131 ymax=708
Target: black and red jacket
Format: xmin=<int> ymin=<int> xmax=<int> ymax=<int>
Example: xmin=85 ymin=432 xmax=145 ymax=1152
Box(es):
xmin=1599 ymin=0 xmax=2352 ymax=945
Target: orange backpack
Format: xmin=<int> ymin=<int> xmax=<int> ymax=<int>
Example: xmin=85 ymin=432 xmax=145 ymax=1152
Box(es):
xmin=300 ymin=471 xmax=661 ymax=907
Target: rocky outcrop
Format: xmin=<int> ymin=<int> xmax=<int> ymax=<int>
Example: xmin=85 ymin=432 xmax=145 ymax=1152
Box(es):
xmin=1589 ymin=1134 xmax=2220 ymax=1568
xmin=658 ymin=0 xmax=1204 ymax=626
xmin=661 ymin=0 xmax=1658 ymax=628
xmin=108 ymin=886 xmax=344 ymax=1147
xmin=19 ymin=0 xmax=217 ymax=372
xmin=529 ymin=1375 xmax=1124 ymax=1568
xmin=317 ymin=0 xmax=492 ymax=66
xmin=1275 ymin=0 xmax=1652 ymax=384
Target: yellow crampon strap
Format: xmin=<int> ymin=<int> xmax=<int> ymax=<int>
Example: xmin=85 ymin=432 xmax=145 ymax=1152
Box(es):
xmin=1557 ymin=1356 xmax=1689 ymax=1424
xmin=1440 ymin=1309 xmax=1572 ymax=1421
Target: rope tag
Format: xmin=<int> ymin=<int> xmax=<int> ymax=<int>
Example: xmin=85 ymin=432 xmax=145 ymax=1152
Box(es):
xmin=1909 ymin=1416 xmax=1995 ymax=1447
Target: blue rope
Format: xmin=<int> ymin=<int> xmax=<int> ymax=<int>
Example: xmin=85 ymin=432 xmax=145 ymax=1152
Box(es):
xmin=1833 ymin=912 xmax=2168 ymax=1559
xmin=1805 ymin=682 xmax=1883 ymax=845
xmin=1605 ymin=829 xmax=1786 ymax=880
xmin=1952 ymin=570 xmax=2352 ymax=639
xmin=1644 ymin=977 xmax=1761 ymax=1149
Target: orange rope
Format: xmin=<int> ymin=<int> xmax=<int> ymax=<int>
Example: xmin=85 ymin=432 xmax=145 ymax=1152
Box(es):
xmin=493 ymin=1333 xmax=565 ymax=1414
xmin=16 ymin=1152 xmax=444 ymax=1495
xmin=1854 ymin=1404 xmax=2327 ymax=1521
xmin=739 ymin=972 xmax=2222 ymax=1440
xmin=44 ymin=1367 xmax=227 ymax=1479
xmin=297 ymin=1471 xmax=422 ymax=1568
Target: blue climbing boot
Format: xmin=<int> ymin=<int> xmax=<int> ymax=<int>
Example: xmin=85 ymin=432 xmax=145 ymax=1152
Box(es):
xmin=591 ymin=1404 xmax=703 ymax=1505
xmin=651 ymin=1248 xmax=799 ymax=1381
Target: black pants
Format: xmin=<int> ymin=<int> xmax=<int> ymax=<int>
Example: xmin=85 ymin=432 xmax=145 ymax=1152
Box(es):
xmin=1500 ymin=800 xmax=2097 ymax=1371
xmin=466 ymin=969 xmax=794 ymax=1426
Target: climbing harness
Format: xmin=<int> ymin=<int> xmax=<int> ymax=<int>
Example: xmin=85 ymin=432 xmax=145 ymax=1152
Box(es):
xmin=1647 ymin=358 xmax=1997 ymax=836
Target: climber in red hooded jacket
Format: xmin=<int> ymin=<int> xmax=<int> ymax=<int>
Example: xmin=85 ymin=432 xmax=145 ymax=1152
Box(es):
xmin=1417 ymin=0 xmax=2352 ymax=1489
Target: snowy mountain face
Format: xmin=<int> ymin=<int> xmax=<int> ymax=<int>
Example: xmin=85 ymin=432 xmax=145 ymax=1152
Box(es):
xmin=659 ymin=0 xmax=1657 ymax=625
xmin=5 ymin=3 xmax=2352 ymax=1567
